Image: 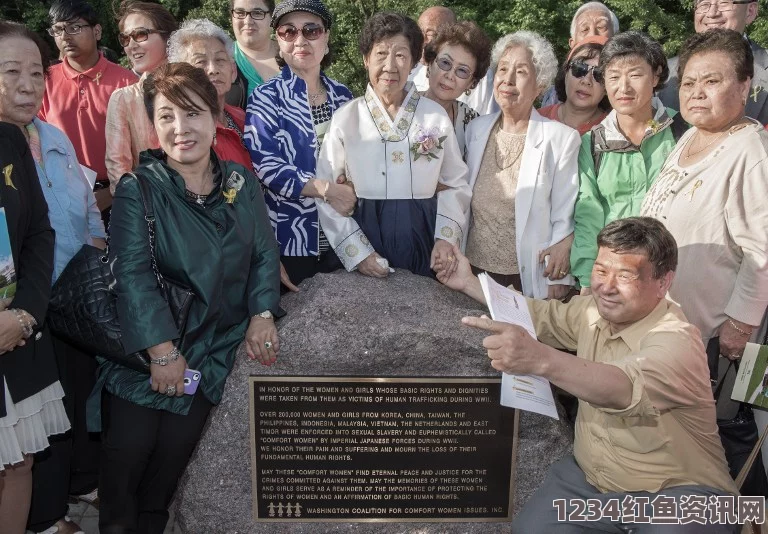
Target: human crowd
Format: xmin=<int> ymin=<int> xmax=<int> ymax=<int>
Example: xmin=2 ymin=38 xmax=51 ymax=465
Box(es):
xmin=0 ymin=0 xmax=766 ymax=532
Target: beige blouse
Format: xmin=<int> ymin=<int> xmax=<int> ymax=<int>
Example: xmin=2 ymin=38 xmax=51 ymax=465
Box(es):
xmin=465 ymin=122 xmax=525 ymax=275
xmin=641 ymin=121 xmax=768 ymax=342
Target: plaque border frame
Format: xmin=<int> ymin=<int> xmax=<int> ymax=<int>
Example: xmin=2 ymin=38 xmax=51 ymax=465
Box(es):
xmin=249 ymin=376 xmax=518 ymax=523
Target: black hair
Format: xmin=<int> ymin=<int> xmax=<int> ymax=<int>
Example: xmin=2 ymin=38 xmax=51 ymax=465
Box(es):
xmin=597 ymin=217 xmax=678 ymax=279
xmin=49 ymin=0 xmax=99 ymax=26
xmin=599 ymin=31 xmax=669 ymax=91
xmin=359 ymin=12 xmax=423 ymax=69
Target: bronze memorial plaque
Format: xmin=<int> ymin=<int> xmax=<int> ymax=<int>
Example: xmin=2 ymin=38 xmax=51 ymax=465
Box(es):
xmin=249 ymin=376 xmax=518 ymax=522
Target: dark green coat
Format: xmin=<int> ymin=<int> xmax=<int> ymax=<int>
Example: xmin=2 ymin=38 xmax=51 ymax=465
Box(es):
xmin=89 ymin=149 xmax=279 ymax=428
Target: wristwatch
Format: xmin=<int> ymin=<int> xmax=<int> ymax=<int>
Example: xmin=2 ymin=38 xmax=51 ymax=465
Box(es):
xmin=255 ymin=310 xmax=273 ymax=320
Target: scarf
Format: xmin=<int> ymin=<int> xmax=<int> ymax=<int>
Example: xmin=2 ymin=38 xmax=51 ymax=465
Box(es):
xmin=25 ymin=122 xmax=44 ymax=172
xmin=234 ymin=43 xmax=264 ymax=98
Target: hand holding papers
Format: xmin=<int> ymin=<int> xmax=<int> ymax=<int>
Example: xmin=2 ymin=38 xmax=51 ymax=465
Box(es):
xmin=477 ymin=273 xmax=559 ymax=419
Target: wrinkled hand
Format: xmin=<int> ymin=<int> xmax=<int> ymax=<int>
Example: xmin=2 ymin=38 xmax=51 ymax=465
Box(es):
xmin=435 ymin=244 xmax=473 ymax=292
xmin=580 ymin=287 xmax=592 ymax=296
xmin=462 ymin=315 xmax=546 ymax=375
xmin=326 ymin=175 xmax=357 ymax=216
xmin=547 ymin=284 xmax=571 ymax=301
xmin=149 ymin=352 xmax=186 ymax=397
xmin=357 ymin=252 xmax=389 ymax=278
xmin=246 ymin=316 xmax=280 ymax=366
xmin=280 ymin=262 xmax=299 ymax=292
xmin=0 ymin=310 xmax=26 ymax=355
xmin=430 ymin=238 xmax=457 ymax=278
xmin=0 ymin=298 xmax=13 ymax=312
xmin=539 ymin=234 xmax=573 ymax=281
xmin=719 ymin=317 xmax=754 ymax=360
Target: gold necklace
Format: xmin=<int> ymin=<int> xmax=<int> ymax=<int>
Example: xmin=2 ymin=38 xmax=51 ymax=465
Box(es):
xmin=683 ymin=117 xmax=743 ymax=160
xmin=308 ymin=88 xmax=326 ymax=106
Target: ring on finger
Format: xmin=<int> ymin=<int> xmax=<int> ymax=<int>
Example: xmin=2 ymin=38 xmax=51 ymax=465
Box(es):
xmin=264 ymin=341 xmax=273 ymax=349
xmin=165 ymin=385 xmax=177 ymax=396
xmin=559 ymin=270 xmax=567 ymax=276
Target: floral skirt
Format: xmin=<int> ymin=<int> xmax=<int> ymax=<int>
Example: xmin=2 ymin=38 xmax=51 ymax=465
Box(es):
xmin=0 ymin=378 xmax=70 ymax=469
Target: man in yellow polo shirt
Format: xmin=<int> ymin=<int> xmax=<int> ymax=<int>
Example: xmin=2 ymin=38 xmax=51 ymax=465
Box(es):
xmin=437 ymin=217 xmax=744 ymax=533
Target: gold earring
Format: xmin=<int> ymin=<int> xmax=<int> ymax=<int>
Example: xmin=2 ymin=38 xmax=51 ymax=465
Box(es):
xmin=465 ymin=88 xmax=471 ymax=96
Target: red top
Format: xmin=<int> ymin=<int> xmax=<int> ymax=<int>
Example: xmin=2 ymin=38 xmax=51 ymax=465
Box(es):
xmin=538 ymin=103 xmax=606 ymax=136
xmin=39 ymin=54 xmax=137 ymax=182
xmin=215 ymin=104 xmax=252 ymax=169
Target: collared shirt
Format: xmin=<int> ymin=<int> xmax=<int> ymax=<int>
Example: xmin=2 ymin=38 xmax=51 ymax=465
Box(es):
xmin=527 ymin=295 xmax=737 ymax=495
xmin=39 ymin=53 xmax=137 ymax=183
xmin=215 ymin=105 xmax=250 ymax=168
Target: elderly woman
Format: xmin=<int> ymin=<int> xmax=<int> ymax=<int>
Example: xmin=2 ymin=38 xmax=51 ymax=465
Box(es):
xmin=246 ymin=0 xmax=354 ymax=289
xmin=422 ymin=21 xmax=492 ymax=153
xmin=448 ymin=31 xmax=580 ymax=300
xmin=226 ymin=0 xmax=279 ymax=109
xmin=641 ymin=28 xmax=768 ymax=494
xmin=0 ymin=23 xmax=66 ymax=534
xmin=105 ymin=0 xmax=178 ymax=191
xmin=96 ymin=63 xmax=279 ymax=532
xmin=315 ymin=12 xmax=471 ymax=279
xmin=539 ymin=36 xmax=610 ymax=135
xmin=571 ymin=31 xmax=688 ymax=293
xmin=167 ymin=18 xmax=251 ymax=168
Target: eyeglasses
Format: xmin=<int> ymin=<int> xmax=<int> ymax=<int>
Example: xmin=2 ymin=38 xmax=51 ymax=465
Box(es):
xmin=435 ymin=57 xmax=473 ymax=80
xmin=694 ymin=0 xmax=753 ymax=14
xmin=47 ymin=23 xmax=91 ymax=37
xmin=568 ymin=60 xmax=600 ymax=80
xmin=117 ymin=27 xmax=167 ymax=47
xmin=276 ymin=23 xmax=326 ymax=42
xmin=231 ymin=8 xmax=268 ymax=20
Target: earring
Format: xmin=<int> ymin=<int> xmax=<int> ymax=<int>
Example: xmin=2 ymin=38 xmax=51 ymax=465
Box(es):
xmin=212 ymin=132 xmax=217 ymax=146
xmin=465 ymin=88 xmax=472 ymax=96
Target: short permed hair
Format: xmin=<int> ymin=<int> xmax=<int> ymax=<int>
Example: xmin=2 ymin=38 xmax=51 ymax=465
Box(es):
xmin=491 ymin=31 xmax=558 ymax=92
xmin=50 ymin=0 xmax=99 ymax=26
xmin=597 ymin=217 xmax=678 ymax=279
xmin=569 ymin=2 xmax=619 ymax=39
xmin=678 ymin=28 xmax=754 ymax=83
xmin=117 ymin=0 xmax=178 ymax=39
xmin=143 ymin=62 xmax=220 ymax=121
xmin=599 ymin=31 xmax=669 ymax=91
xmin=359 ymin=12 xmax=423 ymax=70
xmin=228 ymin=0 xmax=275 ymax=11
xmin=167 ymin=18 xmax=235 ymax=63
xmin=554 ymin=41 xmax=611 ymax=111
xmin=422 ymin=21 xmax=492 ymax=86
xmin=0 ymin=21 xmax=51 ymax=73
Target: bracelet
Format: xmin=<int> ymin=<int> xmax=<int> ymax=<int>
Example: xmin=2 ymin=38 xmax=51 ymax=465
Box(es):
xmin=149 ymin=346 xmax=181 ymax=366
xmin=9 ymin=308 xmax=35 ymax=339
xmin=728 ymin=318 xmax=753 ymax=337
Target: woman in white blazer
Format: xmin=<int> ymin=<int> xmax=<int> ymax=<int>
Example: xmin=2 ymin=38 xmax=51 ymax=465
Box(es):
xmin=459 ymin=31 xmax=580 ymax=300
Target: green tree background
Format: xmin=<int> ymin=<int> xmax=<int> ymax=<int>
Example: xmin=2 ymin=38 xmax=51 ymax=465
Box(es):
xmin=2 ymin=0 xmax=766 ymax=95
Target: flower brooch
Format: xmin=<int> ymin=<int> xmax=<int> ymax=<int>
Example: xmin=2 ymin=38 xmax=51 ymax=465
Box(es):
xmin=410 ymin=126 xmax=447 ymax=162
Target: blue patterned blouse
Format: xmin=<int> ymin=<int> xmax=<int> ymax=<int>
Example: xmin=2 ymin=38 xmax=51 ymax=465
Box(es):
xmin=244 ymin=66 xmax=353 ymax=256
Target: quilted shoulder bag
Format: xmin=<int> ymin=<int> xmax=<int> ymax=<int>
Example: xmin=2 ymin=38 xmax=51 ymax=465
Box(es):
xmin=48 ymin=173 xmax=195 ymax=373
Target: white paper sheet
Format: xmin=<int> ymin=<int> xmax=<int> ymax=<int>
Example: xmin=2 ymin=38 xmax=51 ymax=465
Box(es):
xmin=478 ymin=273 xmax=559 ymax=420
xmin=80 ymin=164 xmax=98 ymax=189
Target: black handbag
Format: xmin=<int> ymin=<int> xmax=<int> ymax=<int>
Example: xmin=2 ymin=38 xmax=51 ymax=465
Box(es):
xmin=48 ymin=173 xmax=195 ymax=373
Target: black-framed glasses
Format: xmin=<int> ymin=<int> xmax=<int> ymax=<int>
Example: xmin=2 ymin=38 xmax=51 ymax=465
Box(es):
xmin=568 ymin=60 xmax=600 ymax=80
xmin=231 ymin=8 xmax=268 ymax=20
xmin=694 ymin=0 xmax=753 ymax=14
xmin=47 ymin=23 xmax=91 ymax=37
xmin=435 ymin=57 xmax=473 ymax=80
xmin=117 ymin=27 xmax=167 ymax=47
xmin=276 ymin=23 xmax=326 ymax=42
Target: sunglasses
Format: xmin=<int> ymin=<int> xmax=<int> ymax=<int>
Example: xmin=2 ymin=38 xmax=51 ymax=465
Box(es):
xmin=435 ymin=57 xmax=473 ymax=80
xmin=231 ymin=8 xmax=268 ymax=20
xmin=48 ymin=23 xmax=92 ymax=37
xmin=276 ymin=23 xmax=326 ymax=42
xmin=569 ymin=60 xmax=602 ymax=82
xmin=118 ymin=27 xmax=167 ymax=47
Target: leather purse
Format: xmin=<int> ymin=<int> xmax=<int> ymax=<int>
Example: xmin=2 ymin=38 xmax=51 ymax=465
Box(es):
xmin=48 ymin=173 xmax=195 ymax=373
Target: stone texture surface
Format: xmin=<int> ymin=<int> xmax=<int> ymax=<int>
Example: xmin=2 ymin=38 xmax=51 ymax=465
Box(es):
xmin=175 ymin=270 xmax=572 ymax=533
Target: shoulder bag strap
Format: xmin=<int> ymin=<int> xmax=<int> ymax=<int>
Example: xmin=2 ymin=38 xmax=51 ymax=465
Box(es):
xmin=130 ymin=172 xmax=165 ymax=289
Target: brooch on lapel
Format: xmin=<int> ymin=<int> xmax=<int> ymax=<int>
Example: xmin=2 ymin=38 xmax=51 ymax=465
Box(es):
xmin=410 ymin=126 xmax=447 ymax=162
xmin=223 ymin=171 xmax=245 ymax=204
xmin=2 ymin=165 xmax=16 ymax=190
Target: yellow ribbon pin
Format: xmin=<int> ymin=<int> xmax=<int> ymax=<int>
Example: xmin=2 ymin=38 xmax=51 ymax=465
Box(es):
xmin=223 ymin=188 xmax=237 ymax=204
xmin=3 ymin=165 xmax=16 ymax=190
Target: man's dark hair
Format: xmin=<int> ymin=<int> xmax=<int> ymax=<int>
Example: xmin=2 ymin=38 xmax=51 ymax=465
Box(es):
xmin=359 ymin=12 xmax=423 ymax=69
xmin=678 ymin=28 xmax=754 ymax=83
xmin=49 ymin=0 xmax=99 ymax=26
xmin=597 ymin=217 xmax=678 ymax=279
xmin=599 ymin=31 xmax=669 ymax=91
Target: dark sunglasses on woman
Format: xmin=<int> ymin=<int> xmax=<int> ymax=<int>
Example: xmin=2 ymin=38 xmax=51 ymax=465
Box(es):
xmin=118 ymin=27 xmax=167 ymax=47
xmin=569 ymin=60 xmax=603 ymax=83
xmin=276 ymin=23 xmax=326 ymax=42
xmin=435 ymin=57 xmax=473 ymax=80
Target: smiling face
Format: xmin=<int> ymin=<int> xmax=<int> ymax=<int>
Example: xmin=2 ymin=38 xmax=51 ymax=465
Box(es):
xmin=493 ymin=45 xmax=540 ymax=116
xmin=694 ymin=0 xmax=758 ymax=33
xmin=0 ymin=36 xmax=45 ymax=128
xmin=364 ymin=34 xmax=413 ymax=102
xmin=152 ymin=89 xmax=216 ymax=168
xmin=570 ymin=9 xmax=613 ymax=47
xmin=275 ymin=11 xmax=329 ymax=75
xmin=603 ymin=55 xmax=659 ymax=117
xmin=231 ymin=0 xmax=272 ymax=50
xmin=52 ymin=18 xmax=101 ymax=66
xmin=427 ymin=43 xmax=477 ymax=102
xmin=182 ymin=37 xmax=236 ymax=100
xmin=121 ymin=13 xmax=167 ymax=74
xmin=680 ymin=50 xmax=750 ymax=131
xmin=565 ymin=52 xmax=605 ymax=111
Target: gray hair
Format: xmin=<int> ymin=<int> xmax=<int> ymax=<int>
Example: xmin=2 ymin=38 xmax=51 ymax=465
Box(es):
xmin=167 ymin=18 xmax=235 ymax=63
xmin=491 ymin=31 xmax=558 ymax=91
xmin=570 ymin=2 xmax=620 ymax=39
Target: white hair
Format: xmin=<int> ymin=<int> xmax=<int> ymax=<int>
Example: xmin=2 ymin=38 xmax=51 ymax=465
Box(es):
xmin=491 ymin=31 xmax=558 ymax=91
xmin=569 ymin=2 xmax=620 ymax=38
xmin=167 ymin=18 xmax=235 ymax=63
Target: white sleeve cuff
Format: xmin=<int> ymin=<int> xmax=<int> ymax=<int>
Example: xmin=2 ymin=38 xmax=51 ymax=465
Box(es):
xmin=335 ymin=229 xmax=376 ymax=271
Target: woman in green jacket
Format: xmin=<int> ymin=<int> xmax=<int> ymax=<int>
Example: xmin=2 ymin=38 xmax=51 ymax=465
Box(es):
xmin=570 ymin=32 xmax=687 ymax=292
xmin=96 ymin=63 xmax=280 ymax=533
